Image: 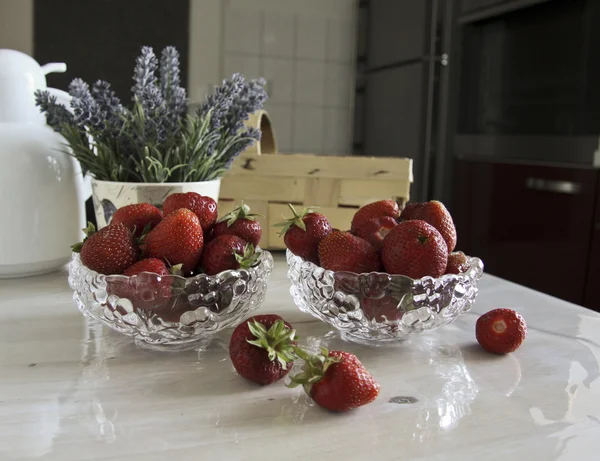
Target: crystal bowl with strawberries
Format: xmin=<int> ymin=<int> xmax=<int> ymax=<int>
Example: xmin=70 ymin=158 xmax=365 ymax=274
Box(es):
xmin=68 ymin=198 xmax=273 ymax=351
xmin=281 ymin=201 xmax=484 ymax=346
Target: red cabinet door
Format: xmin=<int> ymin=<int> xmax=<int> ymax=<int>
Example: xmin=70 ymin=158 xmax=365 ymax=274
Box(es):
xmin=453 ymin=159 xmax=598 ymax=306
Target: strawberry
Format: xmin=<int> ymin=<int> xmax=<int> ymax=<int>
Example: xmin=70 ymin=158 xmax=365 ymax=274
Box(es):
xmin=446 ymin=251 xmax=470 ymax=274
xmin=403 ymin=200 xmax=456 ymax=253
xmin=110 ymin=203 xmax=163 ymax=237
xmin=144 ymin=208 xmax=204 ymax=275
xmin=381 ymin=220 xmax=448 ymax=278
xmin=213 ymin=204 xmax=262 ymax=246
xmin=399 ymin=202 xmax=424 ymax=221
xmin=162 ymin=192 xmax=218 ymax=231
xmin=354 ymin=216 xmax=398 ymax=250
xmin=290 ymin=348 xmax=380 ymax=412
xmin=476 ymin=308 xmax=527 ymax=354
xmin=275 ymin=204 xmax=332 ymax=264
xmin=350 ymin=200 xmax=399 ymax=233
xmin=318 ymin=231 xmax=381 ymax=273
xmin=362 ymin=296 xmax=403 ymax=322
xmin=124 ymin=258 xmax=170 ymax=277
xmin=229 ymin=315 xmax=297 ymax=385
xmin=72 ymin=223 xmax=138 ymax=275
xmin=201 ymin=235 xmax=258 ymax=275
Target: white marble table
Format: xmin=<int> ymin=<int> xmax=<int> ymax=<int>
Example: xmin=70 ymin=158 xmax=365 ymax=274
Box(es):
xmin=1 ymin=252 xmax=600 ymax=460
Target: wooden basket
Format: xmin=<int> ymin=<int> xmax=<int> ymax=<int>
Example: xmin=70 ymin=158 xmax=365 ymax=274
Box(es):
xmin=218 ymin=111 xmax=413 ymax=250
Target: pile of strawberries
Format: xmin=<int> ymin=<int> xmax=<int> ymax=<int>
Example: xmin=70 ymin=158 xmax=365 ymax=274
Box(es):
xmin=229 ymin=314 xmax=381 ymax=412
xmin=279 ymin=199 xmax=470 ymax=279
xmin=73 ymin=193 xmax=263 ymax=278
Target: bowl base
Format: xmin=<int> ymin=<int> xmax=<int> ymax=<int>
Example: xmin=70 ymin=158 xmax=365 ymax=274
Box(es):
xmin=340 ymin=331 xmax=413 ymax=347
xmin=134 ymin=336 xmax=214 ymax=352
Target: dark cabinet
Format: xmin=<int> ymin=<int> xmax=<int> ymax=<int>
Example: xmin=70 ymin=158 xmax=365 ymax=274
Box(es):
xmin=453 ymin=159 xmax=598 ymax=306
xmin=368 ymin=0 xmax=428 ymax=69
xmin=585 ymin=195 xmax=600 ymax=310
xmin=460 ymin=0 xmax=505 ymax=13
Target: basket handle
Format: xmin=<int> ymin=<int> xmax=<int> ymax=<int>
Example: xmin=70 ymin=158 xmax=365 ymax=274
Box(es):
xmin=244 ymin=110 xmax=278 ymax=155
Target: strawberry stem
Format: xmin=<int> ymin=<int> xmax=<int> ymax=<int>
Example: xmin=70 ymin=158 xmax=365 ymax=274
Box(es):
xmin=234 ymin=244 xmax=260 ymax=269
xmin=218 ymin=203 xmax=261 ymax=227
xmin=70 ymin=222 xmax=96 ymax=253
xmin=246 ymin=319 xmax=297 ymax=369
xmin=272 ymin=203 xmax=319 ymax=236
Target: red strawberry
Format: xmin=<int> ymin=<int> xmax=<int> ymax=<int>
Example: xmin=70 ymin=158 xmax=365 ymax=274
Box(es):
xmin=476 ymin=308 xmax=527 ymax=354
xmin=110 ymin=203 xmax=162 ymax=237
xmin=446 ymin=251 xmax=470 ymax=274
xmin=162 ymin=192 xmax=218 ymax=231
xmin=201 ymin=235 xmax=258 ymax=275
xmin=290 ymin=348 xmax=380 ymax=412
xmin=213 ymin=204 xmax=262 ymax=246
xmin=144 ymin=208 xmax=203 ymax=275
xmin=399 ymin=202 xmax=424 ymax=221
xmin=275 ymin=204 xmax=332 ymax=264
xmin=362 ymin=296 xmax=403 ymax=322
xmin=72 ymin=223 xmax=138 ymax=275
xmin=381 ymin=220 xmax=448 ymax=278
xmin=404 ymin=200 xmax=456 ymax=253
xmin=350 ymin=200 xmax=399 ymax=233
xmin=354 ymin=216 xmax=398 ymax=250
xmin=229 ymin=315 xmax=296 ymax=385
xmin=318 ymin=231 xmax=381 ymax=273
xmin=124 ymin=258 xmax=170 ymax=277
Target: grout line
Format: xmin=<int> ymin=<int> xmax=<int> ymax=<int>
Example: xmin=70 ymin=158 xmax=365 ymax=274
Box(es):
xmin=290 ymin=13 xmax=299 ymax=151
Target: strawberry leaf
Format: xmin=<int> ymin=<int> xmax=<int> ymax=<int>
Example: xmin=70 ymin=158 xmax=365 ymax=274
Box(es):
xmin=217 ymin=203 xmax=261 ymax=227
xmin=245 ymin=318 xmax=297 ymax=370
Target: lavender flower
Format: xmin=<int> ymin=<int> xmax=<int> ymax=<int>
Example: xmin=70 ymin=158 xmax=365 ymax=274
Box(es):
xmin=92 ymin=80 xmax=123 ymax=126
xmin=132 ymin=46 xmax=159 ymax=99
xmin=34 ymin=90 xmax=74 ymax=131
xmin=160 ymin=46 xmax=181 ymax=96
xmin=69 ymin=78 xmax=106 ymax=130
xmin=223 ymin=127 xmax=261 ymax=168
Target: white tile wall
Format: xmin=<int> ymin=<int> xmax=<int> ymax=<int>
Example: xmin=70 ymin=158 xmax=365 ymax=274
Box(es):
xmin=223 ymin=0 xmax=357 ymax=155
xmin=296 ymin=15 xmax=328 ymax=61
xmin=262 ymin=58 xmax=294 ymax=104
xmin=295 ymin=61 xmax=326 ymax=106
xmin=262 ymin=11 xmax=295 ymax=58
xmin=325 ymin=62 xmax=354 ymax=107
xmin=264 ymin=104 xmax=293 ymax=151
xmin=225 ymin=7 xmax=261 ymax=55
xmin=324 ymin=108 xmax=352 ymax=154
xmin=224 ymin=55 xmax=260 ymax=79
xmin=293 ymin=107 xmax=325 ymax=152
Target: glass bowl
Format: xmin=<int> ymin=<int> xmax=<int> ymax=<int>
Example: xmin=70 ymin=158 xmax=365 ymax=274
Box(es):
xmin=68 ymin=250 xmax=274 ymax=351
xmin=286 ymin=250 xmax=484 ymax=346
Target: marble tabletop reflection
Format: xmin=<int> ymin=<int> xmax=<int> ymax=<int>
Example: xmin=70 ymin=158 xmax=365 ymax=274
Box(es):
xmin=1 ymin=252 xmax=600 ymax=460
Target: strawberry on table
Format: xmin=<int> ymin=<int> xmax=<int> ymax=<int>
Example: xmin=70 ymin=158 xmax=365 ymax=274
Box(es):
xmin=381 ymin=220 xmax=448 ymax=278
xmin=212 ymin=203 xmax=262 ymax=246
xmin=201 ymin=235 xmax=258 ymax=275
xmin=162 ymin=192 xmax=218 ymax=231
xmin=275 ymin=204 xmax=332 ymax=264
xmin=350 ymin=199 xmax=400 ymax=233
xmin=318 ymin=231 xmax=381 ymax=273
xmin=446 ymin=251 xmax=470 ymax=274
xmin=72 ymin=223 xmax=138 ymax=275
xmin=229 ymin=315 xmax=297 ymax=385
xmin=110 ymin=203 xmax=163 ymax=237
xmin=144 ymin=208 xmax=204 ymax=275
xmin=402 ymin=200 xmax=456 ymax=253
xmin=476 ymin=308 xmax=527 ymax=354
xmin=354 ymin=216 xmax=398 ymax=250
xmin=289 ymin=348 xmax=380 ymax=412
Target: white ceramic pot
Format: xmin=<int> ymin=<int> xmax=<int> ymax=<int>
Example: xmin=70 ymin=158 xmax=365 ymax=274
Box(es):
xmin=91 ymin=179 xmax=222 ymax=228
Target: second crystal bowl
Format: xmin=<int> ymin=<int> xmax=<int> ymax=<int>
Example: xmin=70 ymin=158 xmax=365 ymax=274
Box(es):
xmin=69 ymin=250 xmax=274 ymax=351
xmin=287 ymin=250 xmax=484 ymax=346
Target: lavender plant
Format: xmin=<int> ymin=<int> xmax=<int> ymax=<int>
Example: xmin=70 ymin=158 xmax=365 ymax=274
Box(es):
xmin=35 ymin=46 xmax=267 ymax=183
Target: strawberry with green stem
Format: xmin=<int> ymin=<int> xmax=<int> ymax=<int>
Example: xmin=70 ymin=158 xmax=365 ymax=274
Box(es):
xmin=201 ymin=235 xmax=259 ymax=275
xmin=212 ymin=203 xmax=262 ymax=246
xmin=274 ymin=204 xmax=332 ymax=264
xmin=72 ymin=222 xmax=138 ymax=275
xmin=229 ymin=315 xmax=297 ymax=385
xmin=289 ymin=347 xmax=380 ymax=412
